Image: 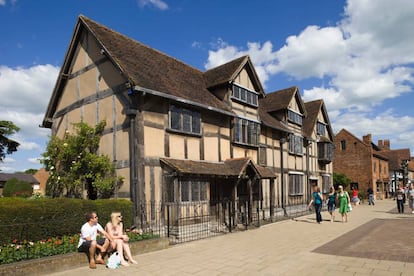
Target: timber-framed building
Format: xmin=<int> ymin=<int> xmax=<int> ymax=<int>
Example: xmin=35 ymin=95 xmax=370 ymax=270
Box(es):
xmin=42 ymin=16 xmax=334 ymax=227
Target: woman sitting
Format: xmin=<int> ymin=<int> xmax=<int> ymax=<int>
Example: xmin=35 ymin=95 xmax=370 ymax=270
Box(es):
xmin=105 ymin=212 xmax=137 ymax=266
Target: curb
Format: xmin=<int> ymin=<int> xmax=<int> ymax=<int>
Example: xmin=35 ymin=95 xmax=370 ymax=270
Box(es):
xmin=0 ymin=238 xmax=169 ymax=276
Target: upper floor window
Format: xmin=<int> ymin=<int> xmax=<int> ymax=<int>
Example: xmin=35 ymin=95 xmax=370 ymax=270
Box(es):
xmin=232 ymin=84 xmax=258 ymax=107
xmin=318 ymin=142 xmax=334 ymax=164
xmin=234 ymin=118 xmax=260 ymax=146
xmin=340 ymin=139 xmax=346 ymax=150
xmin=288 ymin=134 xmax=303 ymax=155
xmin=169 ymin=105 xmax=201 ymax=135
xmin=287 ymin=109 xmax=302 ymax=126
xmin=317 ymin=121 xmax=326 ymax=136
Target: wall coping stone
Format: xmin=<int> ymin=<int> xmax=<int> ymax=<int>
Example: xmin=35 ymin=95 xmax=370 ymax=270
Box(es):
xmin=0 ymin=238 xmax=169 ymax=276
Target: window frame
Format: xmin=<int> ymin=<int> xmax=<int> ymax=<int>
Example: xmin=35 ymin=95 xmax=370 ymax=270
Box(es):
xmin=288 ymin=134 xmax=303 ymax=155
xmin=169 ymin=105 xmax=201 ymax=136
xmin=322 ymin=175 xmax=330 ymax=194
xmin=288 ymin=173 xmax=304 ymax=196
xmin=340 ymin=139 xmax=346 ymax=150
xmin=317 ymin=121 xmax=326 ymax=136
xmin=233 ymin=117 xmax=260 ymax=147
xmin=287 ymin=109 xmax=303 ymax=126
xmin=317 ymin=142 xmax=334 ymax=162
xmin=231 ymin=84 xmax=259 ymax=107
xmin=180 ymin=180 xmax=208 ymax=202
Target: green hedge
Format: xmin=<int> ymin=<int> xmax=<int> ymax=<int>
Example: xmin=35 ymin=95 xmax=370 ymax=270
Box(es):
xmin=0 ymin=197 xmax=133 ymax=244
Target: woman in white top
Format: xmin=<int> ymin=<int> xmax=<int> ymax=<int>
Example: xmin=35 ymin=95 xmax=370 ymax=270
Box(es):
xmin=105 ymin=212 xmax=137 ymax=266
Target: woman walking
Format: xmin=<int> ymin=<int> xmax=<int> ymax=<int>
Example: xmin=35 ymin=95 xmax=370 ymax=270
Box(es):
xmin=308 ymin=185 xmax=324 ymax=224
xmin=337 ymin=185 xmax=351 ymax=223
xmin=327 ymin=186 xmax=336 ymax=222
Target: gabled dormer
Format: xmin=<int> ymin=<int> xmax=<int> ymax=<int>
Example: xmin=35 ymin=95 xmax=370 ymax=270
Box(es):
xmin=259 ymin=86 xmax=307 ymax=155
xmin=303 ymin=100 xmax=334 ymax=164
xmin=259 ymin=87 xmax=306 ymax=127
xmin=204 ymin=56 xmax=265 ymax=148
xmin=204 ymin=56 xmax=264 ymax=115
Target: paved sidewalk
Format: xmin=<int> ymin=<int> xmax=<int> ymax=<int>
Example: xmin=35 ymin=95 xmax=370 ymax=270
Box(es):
xmin=47 ymin=199 xmax=414 ymax=276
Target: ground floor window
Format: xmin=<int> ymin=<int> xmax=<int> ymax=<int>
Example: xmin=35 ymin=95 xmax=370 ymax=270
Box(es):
xmin=322 ymin=174 xmax=330 ymax=194
xmin=181 ymin=180 xmax=208 ymax=202
xmin=288 ymin=173 xmax=304 ymax=195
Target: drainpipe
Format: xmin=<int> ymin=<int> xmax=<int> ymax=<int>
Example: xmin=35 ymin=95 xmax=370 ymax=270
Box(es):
xmin=305 ymin=138 xmax=311 ymax=202
xmin=126 ymin=84 xmax=138 ymax=226
xmin=280 ymin=137 xmax=288 ymax=216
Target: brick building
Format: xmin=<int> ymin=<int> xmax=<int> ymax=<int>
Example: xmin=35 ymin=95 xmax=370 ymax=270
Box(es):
xmin=333 ymin=129 xmax=390 ymax=199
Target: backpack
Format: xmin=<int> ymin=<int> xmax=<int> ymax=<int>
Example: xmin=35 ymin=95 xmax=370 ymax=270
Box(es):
xmin=106 ymin=251 xmax=121 ymax=269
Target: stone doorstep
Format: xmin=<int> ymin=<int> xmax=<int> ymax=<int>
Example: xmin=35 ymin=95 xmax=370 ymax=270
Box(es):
xmin=0 ymin=238 xmax=169 ymax=276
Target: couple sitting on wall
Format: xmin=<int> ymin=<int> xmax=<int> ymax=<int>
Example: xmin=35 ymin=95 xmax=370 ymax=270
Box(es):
xmin=77 ymin=211 xmax=138 ymax=269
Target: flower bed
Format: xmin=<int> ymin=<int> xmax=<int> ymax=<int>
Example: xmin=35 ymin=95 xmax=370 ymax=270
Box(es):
xmin=0 ymin=237 xmax=169 ymax=276
xmin=0 ymin=232 xmax=157 ymax=265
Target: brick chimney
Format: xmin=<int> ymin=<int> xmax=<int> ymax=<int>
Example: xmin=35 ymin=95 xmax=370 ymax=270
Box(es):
xmin=384 ymin=139 xmax=390 ymax=150
xmin=362 ymin=134 xmax=372 ymax=144
xmin=378 ymin=140 xmax=383 ymax=148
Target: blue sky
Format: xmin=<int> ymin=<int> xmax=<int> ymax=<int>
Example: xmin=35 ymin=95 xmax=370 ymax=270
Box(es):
xmin=1 ymin=0 xmax=414 ymax=173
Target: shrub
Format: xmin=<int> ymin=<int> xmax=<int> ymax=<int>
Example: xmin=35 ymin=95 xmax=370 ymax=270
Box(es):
xmin=0 ymin=197 xmax=133 ymax=244
xmin=2 ymin=177 xmax=33 ymax=197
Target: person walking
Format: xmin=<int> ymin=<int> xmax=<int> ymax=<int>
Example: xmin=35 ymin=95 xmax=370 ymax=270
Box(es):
xmin=326 ymin=186 xmax=336 ymax=222
xmin=336 ymin=185 xmax=351 ymax=223
xmin=367 ymin=187 xmax=375 ymax=205
xmin=407 ymin=184 xmax=414 ymax=214
xmin=351 ymin=186 xmax=360 ymax=207
xmin=395 ymin=185 xmax=405 ymax=213
xmin=308 ymin=185 xmax=323 ymax=224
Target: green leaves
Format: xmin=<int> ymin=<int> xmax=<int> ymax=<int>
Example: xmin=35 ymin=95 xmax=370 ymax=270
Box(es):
xmin=0 ymin=120 xmax=20 ymax=161
xmin=42 ymin=121 xmax=119 ymax=199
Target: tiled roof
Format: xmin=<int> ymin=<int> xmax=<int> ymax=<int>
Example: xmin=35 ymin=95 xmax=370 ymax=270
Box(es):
xmin=260 ymin=87 xmax=298 ymax=113
xmin=381 ymin=149 xmax=411 ymax=170
xmin=0 ymin=173 xmax=39 ymax=184
xmin=258 ymin=86 xmax=303 ymax=133
xmin=258 ymin=107 xmax=291 ymax=132
xmin=80 ymin=16 xmax=232 ymax=113
xmin=204 ymin=56 xmax=264 ymax=93
xmin=302 ymin=100 xmax=322 ymax=137
xmin=160 ymin=157 xmax=276 ymax=179
xmin=303 ymin=99 xmax=335 ymax=141
xmin=204 ymin=56 xmax=248 ymax=89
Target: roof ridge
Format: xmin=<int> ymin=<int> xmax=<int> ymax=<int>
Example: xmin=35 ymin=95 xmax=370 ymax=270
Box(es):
xmin=79 ymin=15 xmax=204 ymax=75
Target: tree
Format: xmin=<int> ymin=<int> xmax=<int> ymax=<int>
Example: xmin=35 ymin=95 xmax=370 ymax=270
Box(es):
xmin=333 ymin=172 xmax=352 ymax=190
xmin=41 ymin=121 xmax=121 ymax=199
xmin=0 ymin=120 xmax=20 ymax=162
xmin=3 ymin=177 xmax=33 ymax=197
xmin=24 ymin=169 xmax=38 ymax=175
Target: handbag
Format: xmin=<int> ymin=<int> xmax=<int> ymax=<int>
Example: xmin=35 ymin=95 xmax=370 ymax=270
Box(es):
xmin=347 ymin=203 xmax=352 ymax=212
xmin=106 ymin=251 xmax=121 ymax=269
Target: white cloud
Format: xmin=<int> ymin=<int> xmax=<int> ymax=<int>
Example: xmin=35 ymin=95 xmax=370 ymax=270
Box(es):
xmin=205 ymin=0 xmax=414 ymax=111
xmin=0 ymin=64 xmax=58 ymax=138
xmin=2 ymin=157 xmax=15 ymax=164
xmin=0 ymin=0 xmax=6 ymax=6
xmin=204 ymin=0 xmax=414 ymax=153
xmin=138 ymin=0 xmax=168 ymax=10
xmin=28 ymin=157 xmax=41 ymax=165
xmin=0 ymin=64 xmax=56 ymax=172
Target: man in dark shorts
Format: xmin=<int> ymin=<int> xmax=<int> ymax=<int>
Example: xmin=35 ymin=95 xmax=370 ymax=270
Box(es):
xmin=78 ymin=212 xmax=114 ymax=269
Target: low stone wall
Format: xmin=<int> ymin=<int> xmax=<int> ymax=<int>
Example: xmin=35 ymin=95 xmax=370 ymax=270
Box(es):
xmin=0 ymin=238 xmax=169 ymax=276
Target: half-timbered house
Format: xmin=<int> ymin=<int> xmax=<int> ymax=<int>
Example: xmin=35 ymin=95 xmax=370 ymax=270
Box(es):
xmin=42 ymin=15 xmax=334 ymax=229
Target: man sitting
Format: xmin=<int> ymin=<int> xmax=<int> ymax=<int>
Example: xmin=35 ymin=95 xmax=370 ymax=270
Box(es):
xmin=77 ymin=211 xmax=114 ymax=269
